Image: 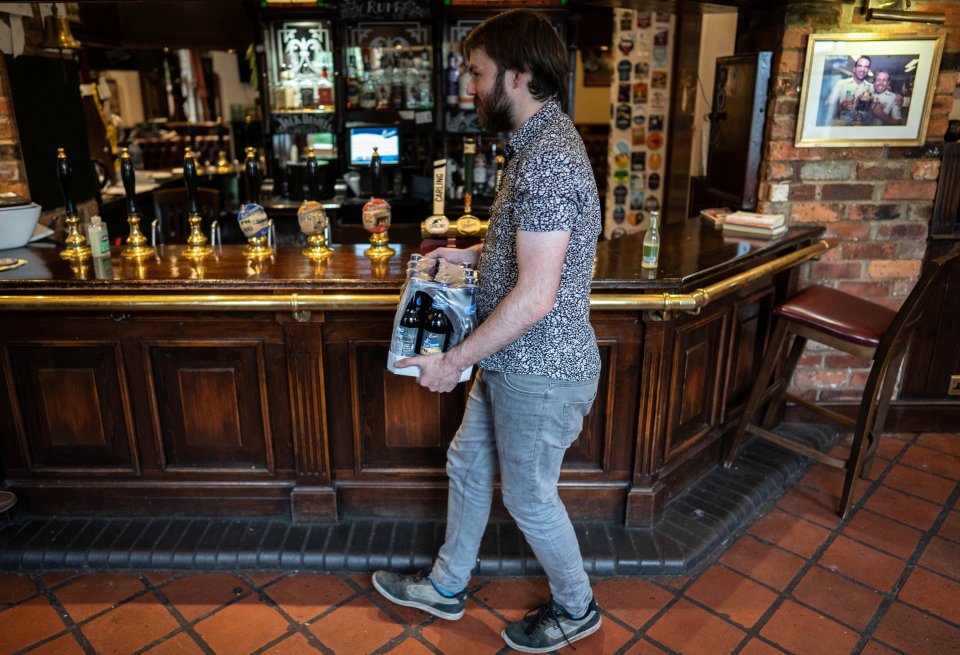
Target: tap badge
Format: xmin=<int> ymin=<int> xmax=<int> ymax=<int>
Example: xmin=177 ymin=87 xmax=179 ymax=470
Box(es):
xmin=298 ymin=200 xmax=328 ymax=236
xmin=238 ymin=203 xmax=269 ymax=239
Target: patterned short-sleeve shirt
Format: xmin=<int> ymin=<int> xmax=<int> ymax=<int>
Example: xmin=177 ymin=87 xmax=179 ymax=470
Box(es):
xmin=476 ymin=99 xmax=601 ymax=381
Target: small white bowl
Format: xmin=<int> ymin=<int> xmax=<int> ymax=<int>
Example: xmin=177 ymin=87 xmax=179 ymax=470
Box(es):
xmin=0 ymin=202 xmax=42 ymax=250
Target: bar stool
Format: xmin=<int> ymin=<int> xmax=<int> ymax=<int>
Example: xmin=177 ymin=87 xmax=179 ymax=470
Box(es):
xmin=0 ymin=490 xmax=16 ymax=518
xmin=724 ymin=246 xmax=960 ymax=518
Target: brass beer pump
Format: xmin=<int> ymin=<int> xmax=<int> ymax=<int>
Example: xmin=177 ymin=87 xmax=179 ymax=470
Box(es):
xmin=56 ymin=148 xmax=92 ymax=261
xmin=238 ymin=148 xmax=272 ymax=259
xmin=119 ymin=148 xmax=154 ymax=259
xmin=361 ymin=147 xmax=395 ymax=260
xmin=182 ymin=148 xmax=214 ymax=258
xmin=299 ymin=147 xmax=333 ymax=260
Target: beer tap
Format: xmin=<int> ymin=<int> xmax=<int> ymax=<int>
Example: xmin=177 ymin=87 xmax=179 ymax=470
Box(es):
xmin=362 ymin=147 xmax=395 ymax=260
xmin=182 ymin=147 xmax=213 ymax=258
xmin=119 ymin=147 xmax=154 ymax=259
xmin=214 ymin=117 xmax=233 ymax=175
xmin=422 ymin=158 xmax=450 ymax=238
xmin=237 ymin=147 xmax=271 ymax=259
xmin=298 ymin=147 xmax=333 ymax=260
xmin=455 ymin=137 xmax=480 ymax=236
xmin=56 ymin=148 xmax=92 ymax=261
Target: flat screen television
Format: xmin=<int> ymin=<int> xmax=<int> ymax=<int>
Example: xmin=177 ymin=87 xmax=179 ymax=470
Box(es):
xmin=348 ymin=126 xmax=400 ymax=166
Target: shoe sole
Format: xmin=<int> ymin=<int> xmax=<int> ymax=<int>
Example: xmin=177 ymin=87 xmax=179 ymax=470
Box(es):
xmin=372 ymin=573 xmax=465 ymax=621
xmin=500 ymin=617 xmax=602 ymax=653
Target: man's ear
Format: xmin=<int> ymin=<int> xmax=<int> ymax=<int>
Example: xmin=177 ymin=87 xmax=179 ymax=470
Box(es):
xmin=511 ymin=69 xmax=532 ymax=90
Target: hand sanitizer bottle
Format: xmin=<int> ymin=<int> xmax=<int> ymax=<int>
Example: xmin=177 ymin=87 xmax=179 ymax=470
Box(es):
xmin=87 ymin=215 xmax=111 ymax=259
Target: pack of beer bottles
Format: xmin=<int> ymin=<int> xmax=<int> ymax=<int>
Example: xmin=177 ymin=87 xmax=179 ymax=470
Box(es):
xmin=387 ymin=255 xmax=478 ymax=383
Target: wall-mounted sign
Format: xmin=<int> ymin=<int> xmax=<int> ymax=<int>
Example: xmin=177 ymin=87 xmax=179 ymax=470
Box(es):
xmin=340 ymin=0 xmax=430 ymax=20
xmin=272 ymin=112 xmax=335 ymax=134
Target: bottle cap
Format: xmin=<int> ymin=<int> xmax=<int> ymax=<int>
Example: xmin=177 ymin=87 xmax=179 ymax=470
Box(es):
xmin=91 ymin=215 xmax=102 ymax=225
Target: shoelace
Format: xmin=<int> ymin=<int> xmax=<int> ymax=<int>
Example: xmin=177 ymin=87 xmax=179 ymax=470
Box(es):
xmin=523 ymin=603 xmax=577 ymax=650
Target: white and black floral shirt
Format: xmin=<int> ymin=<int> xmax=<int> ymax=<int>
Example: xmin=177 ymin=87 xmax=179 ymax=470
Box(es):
xmin=477 ymin=100 xmax=601 ymax=381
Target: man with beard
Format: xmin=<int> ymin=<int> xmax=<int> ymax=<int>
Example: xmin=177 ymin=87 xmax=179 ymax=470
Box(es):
xmin=372 ymin=8 xmax=603 ymax=653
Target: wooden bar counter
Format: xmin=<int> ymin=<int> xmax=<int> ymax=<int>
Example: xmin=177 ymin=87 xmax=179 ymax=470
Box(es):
xmin=0 ymin=221 xmax=829 ymax=527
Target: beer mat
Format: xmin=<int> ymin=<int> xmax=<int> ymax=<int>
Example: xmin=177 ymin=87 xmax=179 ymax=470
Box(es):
xmin=0 ymin=258 xmax=27 ymax=272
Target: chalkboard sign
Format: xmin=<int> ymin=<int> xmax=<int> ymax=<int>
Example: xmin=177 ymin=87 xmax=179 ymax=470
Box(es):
xmin=272 ymin=112 xmax=336 ymax=135
xmin=6 ymin=56 xmax=98 ymax=212
xmin=340 ymin=0 xmax=430 ymax=21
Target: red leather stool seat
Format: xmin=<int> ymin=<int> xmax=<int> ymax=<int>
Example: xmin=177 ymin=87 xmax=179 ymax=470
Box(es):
xmin=775 ymin=285 xmax=896 ymax=349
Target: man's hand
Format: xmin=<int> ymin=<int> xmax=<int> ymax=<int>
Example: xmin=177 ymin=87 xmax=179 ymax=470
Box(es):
xmin=395 ymin=352 xmax=464 ymax=393
xmin=840 ymin=97 xmax=856 ymax=112
xmin=428 ymin=245 xmax=480 ymax=266
xmin=872 ymin=102 xmax=885 ymax=117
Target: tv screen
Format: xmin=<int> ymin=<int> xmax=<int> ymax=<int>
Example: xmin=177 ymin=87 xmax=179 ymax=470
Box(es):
xmin=349 ymin=126 xmax=400 ymax=166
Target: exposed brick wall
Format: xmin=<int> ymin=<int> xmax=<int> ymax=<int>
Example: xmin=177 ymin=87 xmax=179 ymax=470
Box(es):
xmin=752 ymin=1 xmax=958 ymax=402
xmin=0 ymin=54 xmax=28 ymax=199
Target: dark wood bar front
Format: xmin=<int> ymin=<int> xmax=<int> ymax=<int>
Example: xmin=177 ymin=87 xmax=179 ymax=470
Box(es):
xmin=0 ymin=222 xmax=827 ymax=527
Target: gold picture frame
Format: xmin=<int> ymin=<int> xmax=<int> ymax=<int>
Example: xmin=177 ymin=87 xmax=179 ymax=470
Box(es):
xmin=795 ymin=32 xmax=943 ymax=147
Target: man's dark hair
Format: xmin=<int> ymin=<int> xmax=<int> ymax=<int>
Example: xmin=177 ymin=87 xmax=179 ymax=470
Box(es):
xmin=462 ymin=9 xmax=569 ymax=106
xmin=856 ymin=55 xmax=872 ymax=66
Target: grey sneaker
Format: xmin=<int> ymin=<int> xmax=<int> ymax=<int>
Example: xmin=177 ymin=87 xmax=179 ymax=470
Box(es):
xmin=372 ymin=569 xmax=467 ymax=620
xmin=501 ymin=597 xmax=601 ymax=653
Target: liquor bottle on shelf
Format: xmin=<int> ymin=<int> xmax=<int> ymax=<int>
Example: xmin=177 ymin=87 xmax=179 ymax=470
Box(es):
xmin=345 ymin=55 xmax=360 ymax=109
xmin=316 ymin=67 xmax=334 ymax=111
xmin=474 ymin=145 xmax=488 ymax=194
xmin=418 ymin=50 xmax=433 ymax=109
xmin=405 ymin=51 xmax=420 ymax=109
xmin=360 ymin=67 xmax=377 ymax=110
xmin=390 ymin=53 xmax=404 ymax=110
xmin=641 ymin=210 xmax=660 ymax=269
xmin=445 ymin=52 xmax=460 ymax=109
xmin=362 ymin=147 xmax=395 ymax=260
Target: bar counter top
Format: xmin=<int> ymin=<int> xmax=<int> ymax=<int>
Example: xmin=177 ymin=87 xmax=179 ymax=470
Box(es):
xmin=0 ymin=219 xmax=824 ymax=293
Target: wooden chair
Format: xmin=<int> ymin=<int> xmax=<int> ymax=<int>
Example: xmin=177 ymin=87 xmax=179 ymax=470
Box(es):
xmin=724 ymin=246 xmax=960 ymax=517
xmin=152 ymin=187 xmax=220 ymax=244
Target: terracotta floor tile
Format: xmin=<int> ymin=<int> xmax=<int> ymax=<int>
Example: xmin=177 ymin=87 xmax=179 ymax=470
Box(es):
xmin=552 ymin=615 xmax=635 ymax=655
xmin=899 ymin=567 xmax=960 ymax=625
xmin=194 ymin=594 xmax=292 ymax=654
xmin=791 ymin=565 xmax=884 ymax=630
xmin=915 ymin=433 xmax=960 ymax=458
xmin=859 ymin=640 xmax=900 ymax=655
xmin=919 ymin=536 xmax=960 ymax=580
xmin=621 ymin=637 xmax=670 ymax=654
xmin=760 ymin=599 xmax=858 ymax=655
xmin=25 ymin=632 xmax=86 ymax=655
xmin=747 ymin=507 xmax=832 ymax=558
xmin=646 ymin=598 xmax=746 ymax=655
xmin=738 ymin=639 xmax=786 ymax=655
xmin=818 ymin=535 xmax=905 ymax=592
xmin=246 ymin=571 xmax=286 ymax=587
xmin=346 ymin=572 xmax=372 ymax=589
xmin=259 ymin=631 xmax=324 ymax=654
xmin=80 ymin=593 xmax=180 ymax=655
xmin=863 ymin=486 xmax=941 ymax=532
xmin=798 ymin=463 xmax=848 ymax=498
xmin=883 ymin=463 xmax=956 ymax=504
xmin=0 ymin=573 xmax=38 ymax=604
xmin=900 ymin=444 xmax=960 ymax=480
xmin=309 ymin=596 xmax=405 ymax=654
xmin=718 ymin=534 xmax=806 ymax=590
xmin=873 ymin=601 xmax=960 ymax=654
xmin=473 ymin=577 xmax=549 ymax=622
xmin=54 ymin=572 xmax=146 ymax=623
xmin=684 ymin=566 xmax=777 ymax=629
xmin=876 ymin=436 xmax=910 ymax=461
xmin=776 ymin=485 xmax=844 ymax=530
xmin=842 ymin=509 xmax=924 ymax=560
xmin=592 ymin=577 xmax=674 ymax=628
xmin=939 ymin=510 xmax=960 ymax=543
xmin=159 ymin=573 xmax=250 ymax=623
xmin=143 ymin=572 xmax=177 ymax=587
xmin=652 ymin=576 xmax=688 ymax=591
xmin=384 ymin=636 xmax=440 ymax=655
xmin=0 ymin=596 xmax=69 ymax=654
xmin=141 ymin=630 xmax=205 ymax=655
xmin=38 ymin=572 xmax=77 ymax=588
xmin=420 ymin=599 xmax=506 ymax=655
xmin=262 ymin=572 xmax=355 ymax=624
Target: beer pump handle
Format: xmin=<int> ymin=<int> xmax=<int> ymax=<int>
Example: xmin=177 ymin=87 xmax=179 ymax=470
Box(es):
xmin=183 ymin=148 xmax=200 ymax=215
xmin=370 ymin=147 xmax=381 ymax=198
xmin=120 ymin=148 xmax=139 ymax=216
xmin=216 ymin=116 xmax=225 ymax=150
xmin=244 ymin=147 xmax=261 ymax=205
xmin=305 ymin=148 xmax=320 ymax=202
xmin=56 ymin=148 xmax=77 ymax=217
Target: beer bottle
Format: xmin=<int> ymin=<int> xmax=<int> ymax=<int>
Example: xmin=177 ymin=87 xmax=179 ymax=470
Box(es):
xmin=420 ymin=295 xmax=453 ymax=354
xmin=396 ymin=293 xmax=423 ymax=357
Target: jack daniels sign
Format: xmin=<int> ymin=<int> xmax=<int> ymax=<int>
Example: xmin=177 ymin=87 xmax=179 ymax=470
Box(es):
xmin=272 ymin=112 xmax=335 ymax=134
xmin=339 ymin=0 xmax=430 ymax=21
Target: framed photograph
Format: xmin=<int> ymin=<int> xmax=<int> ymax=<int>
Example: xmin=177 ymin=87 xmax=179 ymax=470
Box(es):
xmin=795 ymin=33 xmax=943 ymax=147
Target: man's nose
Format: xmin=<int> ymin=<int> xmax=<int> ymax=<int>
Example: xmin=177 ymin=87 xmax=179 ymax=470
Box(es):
xmin=466 ymin=77 xmax=476 ymax=96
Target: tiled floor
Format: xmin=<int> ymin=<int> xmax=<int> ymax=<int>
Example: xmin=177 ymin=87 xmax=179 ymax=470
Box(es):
xmin=0 ymin=431 xmax=958 ymax=655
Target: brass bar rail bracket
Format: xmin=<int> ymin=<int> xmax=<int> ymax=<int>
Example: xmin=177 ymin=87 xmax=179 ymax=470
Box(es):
xmin=0 ymin=239 xmax=837 ymax=316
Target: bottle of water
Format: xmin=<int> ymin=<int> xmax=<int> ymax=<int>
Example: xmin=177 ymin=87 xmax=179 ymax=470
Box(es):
xmin=641 ymin=211 xmax=660 ymax=269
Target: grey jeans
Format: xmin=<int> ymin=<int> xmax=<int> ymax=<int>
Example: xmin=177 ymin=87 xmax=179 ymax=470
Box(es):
xmin=430 ymin=368 xmax=599 ymax=616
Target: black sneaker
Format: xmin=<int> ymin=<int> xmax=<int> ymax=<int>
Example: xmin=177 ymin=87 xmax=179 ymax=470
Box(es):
xmin=502 ymin=597 xmax=601 ymax=653
xmin=372 ymin=569 xmax=467 ymax=620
